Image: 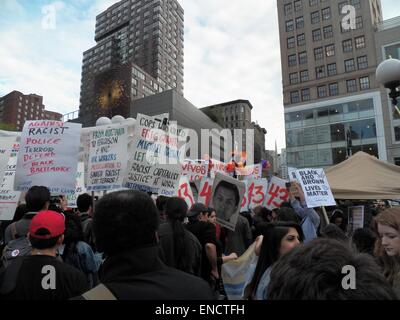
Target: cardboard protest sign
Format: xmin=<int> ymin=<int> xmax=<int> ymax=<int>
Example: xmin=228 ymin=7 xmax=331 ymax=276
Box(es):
xmin=264 ymin=176 xmax=289 ymax=210
xmin=348 ymin=206 xmax=364 ymax=233
xmin=210 ymin=172 xmax=245 ymax=231
xmin=176 ymin=175 xmax=195 ymax=208
xmin=240 ymin=179 xmax=249 ymax=213
xmin=14 ymin=121 xmax=81 ymax=194
xmin=287 ymin=167 xmax=299 ymax=182
xmin=198 ymin=177 xmax=213 ymax=206
xmin=190 ymin=179 xmax=201 ymax=203
xmin=0 ymin=143 xmax=22 ymax=221
xmin=235 ymin=164 xmax=262 ymax=179
xmin=209 ymin=159 xmax=228 ymax=178
xmin=86 ymin=124 xmax=128 ymax=191
xmin=295 ymin=168 xmax=336 ymax=208
xmin=0 ymin=136 xmax=17 ymax=183
xmin=123 ymin=114 xmax=183 ymax=197
xmin=67 ymin=162 xmax=87 ymax=208
xmin=247 ymin=178 xmax=269 ymax=210
xmin=181 ymin=160 xmax=208 ymax=182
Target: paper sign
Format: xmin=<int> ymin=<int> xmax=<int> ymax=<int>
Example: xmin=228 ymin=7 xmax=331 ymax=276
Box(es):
xmin=247 ymin=178 xmax=269 ymax=210
xmin=176 ymin=175 xmax=195 ymax=208
xmin=87 ymin=124 xmax=128 ymax=191
xmin=295 ymin=168 xmax=336 ymax=208
xmin=240 ymin=179 xmax=249 ymax=213
xmin=198 ymin=177 xmax=213 ymax=206
xmin=0 ymin=136 xmax=17 ymax=182
xmin=288 ymin=167 xmax=299 ymax=182
xmin=14 ymin=121 xmax=81 ymax=194
xmin=264 ymin=176 xmax=289 ymax=210
xmin=67 ymin=162 xmax=87 ymax=208
xmin=209 ymin=159 xmax=228 ymax=178
xmin=348 ymin=206 xmax=364 ymax=233
xmin=181 ymin=160 xmax=208 ymax=182
xmin=235 ymin=164 xmax=262 ymax=179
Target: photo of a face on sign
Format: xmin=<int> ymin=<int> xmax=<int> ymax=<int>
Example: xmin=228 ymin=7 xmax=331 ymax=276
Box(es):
xmin=210 ymin=172 xmax=245 ymax=231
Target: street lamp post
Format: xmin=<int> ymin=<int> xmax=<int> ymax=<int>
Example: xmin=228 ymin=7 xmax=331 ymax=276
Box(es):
xmin=376 ymin=58 xmax=400 ymax=116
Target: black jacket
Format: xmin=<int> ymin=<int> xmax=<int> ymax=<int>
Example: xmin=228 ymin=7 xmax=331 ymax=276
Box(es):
xmin=75 ymin=245 xmax=214 ymax=300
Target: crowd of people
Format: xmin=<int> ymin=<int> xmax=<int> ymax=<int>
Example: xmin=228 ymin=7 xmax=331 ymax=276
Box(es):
xmin=0 ymin=182 xmax=399 ymax=300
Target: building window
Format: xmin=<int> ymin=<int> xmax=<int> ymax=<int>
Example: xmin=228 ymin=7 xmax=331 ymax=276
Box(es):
xmin=298 ymin=52 xmax=307 ymax=65
xmin=329 ymin=83 xmax=339 ymax=96
xmin=342 ymin=39 xmax=353 ymax=52
xmin=338 ymin=1 xmax=347 ymax=13
xmin=284 ymin=3 xmax=293 ymax=15
xmin=314 ymin=47 xmax=324 ymax=60
xmin=318 ymin=85 xmax=327 ymax=98
xmin=355 ymin=36 xmax=365 ymax=49
xmin=289 ymin=73 xmax=299 ymax=84
xmin=360 ymin=76 xmax=370 ymax=90
xmin=287 ymin=37 xmax=295 ymax=49
xmin=322 ymin=7 xmax=331 ymax=20
xmin=327 ymin=63 xmax=337 ymax=76
xmin=290 ymin=91 xmax=300 ymax=103
xmin=326 ymin=44 xmax=335 ymax=57
xmin=294 ymin=0 xmax=303 ymax=12
xmin=345 ymin=59 xmax=356 ymax=72
xmin=323 ymin=25 xmax=333 ymax=39
xmin=297 ymin=34 xmax=306 ymax=46
xmin=286 ymin=20 xmax=294 ymax=32
xmin=357 ymin=56 xmax=368 ymax=69
xmin=316 ymin=65 xmax=326 ymax=78
xmin=351 ymin=0 xmax=361 ymax=10
xmin=312 ymin=29 xmax=322 ymax=41
xmin=311 ymin=11 xmax=320 ymax=24
xmin=395 ymin=127 xmax=400 ymax=141
xmin=300 ymin=70 xmax=309 ymax=82
xmin=310 ymin=0 xmax=318 ymax=6
xmin=301 ymin=88 xmax=310 ymax=101
xmin=288 ymin=54 xmax=297 ymax=67
xmin=346 ymin=79 xmax=357 ymax=92
xmin=395 ymin=157 xmax=400 ymax=166
xmin=296 ymin=16 xmax=304 ymax=29
xmin=356 ymin=16 xmax=363 ymax=29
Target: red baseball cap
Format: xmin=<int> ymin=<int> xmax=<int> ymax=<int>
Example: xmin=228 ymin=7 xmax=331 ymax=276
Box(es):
xmin=29 ymin=210 xmax=65 ymax=239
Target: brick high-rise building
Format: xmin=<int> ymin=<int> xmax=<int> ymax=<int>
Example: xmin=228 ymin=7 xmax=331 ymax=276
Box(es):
xmin=278 ymin=0 xmax=387 ymax=168
xmin=78 ymin=0 xmax=184 ymax=126
xmin=0 ymin=91 xmax=61 ymax=131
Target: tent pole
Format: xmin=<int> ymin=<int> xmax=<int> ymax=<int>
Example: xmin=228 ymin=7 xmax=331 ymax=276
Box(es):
xmin=321 ymin=206 xmax=329 ymax=226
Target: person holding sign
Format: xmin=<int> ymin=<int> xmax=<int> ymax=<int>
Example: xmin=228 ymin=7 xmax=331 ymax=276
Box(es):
xmin=213 ymin=181 xmax=240 ymax=224
xmin=288 ymin=182 xmax=320 ymax=243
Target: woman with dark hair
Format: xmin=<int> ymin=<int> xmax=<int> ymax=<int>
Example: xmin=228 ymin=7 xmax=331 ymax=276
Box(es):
xmin=158 ymin=197 xmax=202 ymax=276
xmin=61 ymin=211 xmax=101 ymax=288
xmin=244 ymin=221 xmax=304 ymax=300
xmin=330 ymin=209 xmax=347 ymax=232
xmin=321 ymin=224 xmax=349 ymax=243
xmin=374 ymin=208 xmax=400 ymax=298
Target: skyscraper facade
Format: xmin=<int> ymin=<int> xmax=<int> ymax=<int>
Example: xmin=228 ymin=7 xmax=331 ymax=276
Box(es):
xmin=79 ymin=0 xmax=184 ymax=126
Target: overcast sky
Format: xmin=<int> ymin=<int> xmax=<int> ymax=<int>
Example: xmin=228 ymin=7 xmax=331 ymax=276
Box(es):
xmin=0 ymin=0 xmax=399 ymax=151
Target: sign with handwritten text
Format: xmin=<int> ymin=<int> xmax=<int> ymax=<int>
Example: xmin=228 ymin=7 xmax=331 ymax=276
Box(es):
xmin=264 ymin=176 xmax=289 ymax=210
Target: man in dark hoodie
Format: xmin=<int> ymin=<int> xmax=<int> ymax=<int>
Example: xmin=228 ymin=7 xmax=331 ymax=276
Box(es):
xmin=76 ymin=190 xmax=214 ymax=300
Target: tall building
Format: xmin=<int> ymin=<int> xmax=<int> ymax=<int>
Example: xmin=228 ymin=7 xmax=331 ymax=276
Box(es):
xmin=278 ymin=148 xmax=289 ymax=179
xmin=278 ymin=0 xmax=387 ymax=169
xmin=200 ymin=100 xmax=267 ymax=163
xmin=0 ymin=91 xmax=61 ymax=131
xmin=78 ymin=0 xmax=184 ymax=126
xmin=375 ymin=16 xmax=400 ymax=165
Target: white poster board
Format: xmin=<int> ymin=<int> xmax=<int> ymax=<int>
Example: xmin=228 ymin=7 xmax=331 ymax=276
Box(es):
xmin=67 ymin=162 xmax=87 ymax=208
xmin=198 ymin=177 xmax=213 ymax=206
xmin=295 ymin=168 xmax=336 ymax=208
xmin=175 ymin=175 xmax=195 ymax=209
xmin=235 ymin=164 xmax=262 ymax=179
xmin=210 ymin=172 xmax=245 ymax=231
xmin=181 ymin=160 xmax=208 ymax=182
xmin=264 ymin=176 xmax=290 ymax=210
xmin=209 ymin=159 xmax=228 ymax=178
xmin=0 ymin=136 xmax=17 ymax=183
xmin=14 ymin=121 xmax=81 ymax=194
xmin=247 ymin=178 xmax=269 ymax=210
xmin=348 ymin=206 xmax=364 ymax=233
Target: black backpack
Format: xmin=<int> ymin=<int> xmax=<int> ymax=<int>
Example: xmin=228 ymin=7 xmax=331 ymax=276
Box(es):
xmin=1 ymin=223 xmax=32 ymax=269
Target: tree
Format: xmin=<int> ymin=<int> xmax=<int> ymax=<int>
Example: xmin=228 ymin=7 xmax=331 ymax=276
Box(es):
xmin=0 ymin=122 xmax=17 ymax=131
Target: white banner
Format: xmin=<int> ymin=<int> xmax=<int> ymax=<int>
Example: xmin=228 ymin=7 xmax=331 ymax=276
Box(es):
xmin=14 ymin=121 xmax=81 ymax=194
xmin=295 ymin=168 xmax=336 ymax=208
xmin=175 ymin=175 xmax=195 ymax=209
xmin=67 ymin=162 xmax=87 ymax=208
xmin=264 ymin=176 xmax=290 ymax=210
xmin=86 ymin=124 xmax=128 ymax=191
xmin=0 ymin=136 xmax=17 ymax=183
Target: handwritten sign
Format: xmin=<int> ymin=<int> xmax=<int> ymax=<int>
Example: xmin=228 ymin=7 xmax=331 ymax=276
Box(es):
xmin=67 ymin=162 xmax=87 ymax=208
xmin=235 ymin=164 xmax=262 ymax=179
xmin=176 ymin=175 xmax=195 ymax=208
xmin=123 ymin=114 xmax=183 ymax=197
xmin=181 ymin=160 xmax=207 ymax=182
xmin=198 ymin=177 xmax=213 ymax=206
xmin=14 ymin=121 xmax=81 ymax=194
xmin=209 ymin=159 xmax=228 ymax=178
xmin=247 ymin=178 xmax=269 ymax=210
xmin=264 ymin=176 xmax=289 ymax=210
xmin=87 ymin=124 xmax=128 ymax=191
xmin=295 ymin=168 xmax=336 ymax=208
xmin=0 ymin=136 xmax=17 ymax=182
xmin=240 ymin=179 xmax=249 ymax=212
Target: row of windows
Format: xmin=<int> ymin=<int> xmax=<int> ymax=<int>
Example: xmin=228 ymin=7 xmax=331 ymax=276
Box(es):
xmin=284 ymin=0 xmax=361 ymax=17
xmin=290 ymin=76 xmax=370 ymax=103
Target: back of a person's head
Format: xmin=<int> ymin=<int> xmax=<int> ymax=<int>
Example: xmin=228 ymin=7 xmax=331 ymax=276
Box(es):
xmin=165 ymin=197 xmax=188 ymax=222
xmin=25 ymin=186 xmax=50 ymax=212
xmin=267 ymin=238 xmax=397 ymax=300
xmin=93 ymin=190 xmax=159 ymax=255
xmin=321 ymin=224 xmax=349 ymax=243
xmin=12 ymin=204 xmax=28 ymax=222
xmin=63 ymin=211 xmax=84 ymax=244
xmin=352 ymin=228 xmax=377 ymax=255
xmin=76 ymin=193 xmax=92 ymax=213
xmin=277 ymin=207 xmax=300 ymax=224
xmin=156 ymin=195 xmax=168 ymax=212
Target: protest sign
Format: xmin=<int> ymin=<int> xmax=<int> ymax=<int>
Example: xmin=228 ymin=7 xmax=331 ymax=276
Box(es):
xmin=198 ymin=177 xmax=213 ymax=206
xmin=209 ymin=159 xmax=228 ymax=178
xmin=0 ymin=136 xmax=17 ymax=182
xmin=264 ymin=176 xmax=289 ymax=210
xmin=87 ymin=124 xmax=128 ymax=191
xmin=240 ymin=179 xmax=249 ymax=213
xmin=14 ymin=121 xmax=81 ymax=194
xmin=176 ymin=175 xmax=195 ymax=208
xmin=295 ymin=168 xmax=336 ymax=208
xmin=123 ymin=114 xmax=183 ymax=197
xmin=190 ymin=179 xmax=201 ymax=203
xmin=67 ymin=162 xmax=87 ymax=208
xmin=247 ymin=178 xmax=269 ymax=210
xmin=288 ymin=167 xmax=299 ymax=182
xmin=235 ymin=164 xmax=262 ymax=179
xmin=0 ymin=144 xmax=22 ymax=220
xmin=210 ymin=172 xmax=245 ymax=231
xmin=181 ymin=160 xmax=208 ymax=182
xmin=348 ymin=206 xmax=364 ymax=233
